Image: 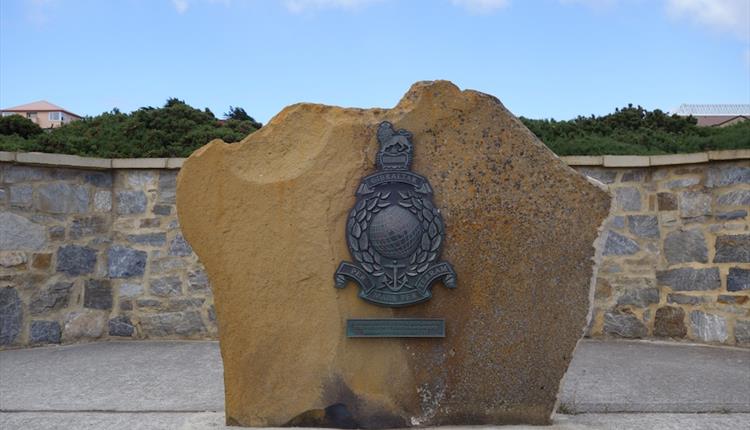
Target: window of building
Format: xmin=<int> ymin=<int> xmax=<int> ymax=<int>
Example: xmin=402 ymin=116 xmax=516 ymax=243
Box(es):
xmin=1 ymin=112 xmax=15 ymax=117
xmin=49 ymin=111 xmax=62 ymax=121
xmin=27 ymin=112 xmax=38 ymax=120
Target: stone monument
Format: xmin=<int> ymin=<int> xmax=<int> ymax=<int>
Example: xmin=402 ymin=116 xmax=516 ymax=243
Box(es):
xmin=176 ymin=81 xmax=610 ymax=427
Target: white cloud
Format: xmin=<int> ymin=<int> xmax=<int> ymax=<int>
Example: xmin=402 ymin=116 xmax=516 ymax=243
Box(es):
xmin=172 ymin=0 xmax=190 ymax=14
xmin=666 ymin=0 xmax=750 ymax=40
xmin=450 ymin=0 xmax=511 ymax=14
xmin=283 ymin=0 xmax=381 ymax=14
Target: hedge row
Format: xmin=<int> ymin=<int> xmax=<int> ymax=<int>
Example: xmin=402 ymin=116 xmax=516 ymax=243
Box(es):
xmin=1 ymin=102 xmax=748 ymax=157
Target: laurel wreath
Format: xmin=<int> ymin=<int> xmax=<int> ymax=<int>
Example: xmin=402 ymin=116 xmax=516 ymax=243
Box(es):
xmin=346 ymin=189 xmax=445 ymax=285
xmin=398 ymin=191 xmax=444 ymax=277
xmin=347 ymin=191 xmax=390 ymax=276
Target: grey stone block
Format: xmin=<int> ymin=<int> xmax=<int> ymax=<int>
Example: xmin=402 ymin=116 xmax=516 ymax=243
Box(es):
xmin=150 ymin=276 xmax=182 ymax=297
xmin=36 ymin=183 xmax=89 ymax=214
xmin=30 ymin=320 xmax=61 ymax=344
xmin=119 ymin=282 xmax=144 ymax=299
xmin=663 ymin=229 xmax=707 ymax=264
xmin=0 ymin=287 xmax=22 ymax=345
xmin=127 ymin=233 xmax=166 ymax=247
xmin=665 ymin=178 xmax=700 ymax=189
xmin=116 ymin=190 xmax=147 ymax=215
xmin=604 ymin=311 xmax=647 ymax=338
xmin=56 ymin=245 xmax=97 ymax=276
xmin=656 ymin=267 xmax=720 ymax=291
xmin=136 ymin=299 xmax=161 ymax=308
xmin=667 ymin=293 xmax=710 ymax=305
xmin=578 ymin=168 xmax=617 ymax=184
xmin=83 ymin=172 xmax=113 ymax=188
xmin=707 ymin=165 xmax=750 ymax=187
xmin=715 ymin=210 xmax=747 ymax=220
xmin=3 ymin=165 xmax=46 ymax=183
xmin=158 ymin=171 xmax=177 ymax=204
xmin=63 ymin=310 xmax=106 ymax=341
xmin=188 ymin=270 xmax=210 ymax=292
xmin=94 ymin=190 xmax=112 ymax=212
xmin=29 ymin=282 xmax=73 ymax=315
xmin=615 ymin=187 xmax=641 ymax=211
xmin=150 ymin=257 xmax=186 ymax=274
xmin=69 ymin=216 xmax=108 ymax=239
xmin=627 ymin=215 xmax=659 ymax=238
xmin=0 ymin=251 xmax=26 ymax=267
xmin=140 ymin=311 xmax=205 ymax=337
xmin=124 ymin=171 xmax=156 ymax=187
xmin=165 ymin=298 xmax=205 ymax=311
xmin=168 ymin=234 xmax=193 ymax=257
xmin=603 ymin=231 xmax=640 ymax=256
xmin=690 ymin=311 xmax=727 ymax=343
xmin=736 ymin=320 xmax=750 ymax=345
xmin=616 ymin=288 xmax=659 ymax=307
xmin=679 ymin=191 xmax=711 ymax=218
xmin=108 ymin=316 xmax=135 ymax=337
xmin=152 ymin=204 xmax=172 ymax=216
xmin=0 ymin=212 xmax=46 ymax=250
xmin=108 ymin=246 xmax=147 ymax=278
xmin=727 ymin=268 xmax=750 ymax=292
xmin=84 ymin=279 xmax=113 ymax=310
xmin=609 ymin=216 xmax=625 ymax=230
xmin=714 ymin=234 xmax=750 ymax=263
xmin=716 ymin=190 xmax=750 ymax=207
xmin=9 ymin=184 xmax=32 ymax=207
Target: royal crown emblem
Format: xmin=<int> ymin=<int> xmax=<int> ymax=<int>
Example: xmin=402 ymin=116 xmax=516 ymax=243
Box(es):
xmin=334 ymin=121 xmax=457 ymax=307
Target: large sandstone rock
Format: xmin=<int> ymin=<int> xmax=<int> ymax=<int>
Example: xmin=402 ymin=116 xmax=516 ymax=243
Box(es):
xmin=177 ymin=81 xmax=610 ymax=427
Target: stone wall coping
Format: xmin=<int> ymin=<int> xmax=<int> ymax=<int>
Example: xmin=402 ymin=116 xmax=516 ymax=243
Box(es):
xmin=560 ymin=149 xmax=749 ymax=167
xmin=0 ymin=150 xmax=748 ymax=170
xmin=14 ymin=152 xmax=112 ymax=169
xmin=111 ymin=158 xmax=169 ymax=169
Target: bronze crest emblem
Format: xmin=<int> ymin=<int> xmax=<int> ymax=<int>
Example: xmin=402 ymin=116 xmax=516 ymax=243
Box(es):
xmin=334 ymin=121 xmax=457 ymax=307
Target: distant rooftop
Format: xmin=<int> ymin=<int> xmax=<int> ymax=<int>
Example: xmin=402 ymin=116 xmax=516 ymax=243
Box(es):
xmin=673 ymin=104 xmax=750 ymax=117
xmin=1 ymin=100 xmax=81 ymax=117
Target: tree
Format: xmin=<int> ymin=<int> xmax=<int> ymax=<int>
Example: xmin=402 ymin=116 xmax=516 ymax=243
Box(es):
xmin=0 ymin=115 xmax=44 ymax=138
xmin=224 ymin=106 xmax=262 ymax=129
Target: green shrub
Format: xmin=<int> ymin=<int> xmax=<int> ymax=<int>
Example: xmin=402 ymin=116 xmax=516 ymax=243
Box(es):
xmin=0 ymin=99 xmax=262 ymax=158
xmin=520 ymin=104 xmax=750 ymax=155
xmin=0 ymin=115 xmax=44 ymax=139
xmin=2 ymin=102 xmax=746 ymax=157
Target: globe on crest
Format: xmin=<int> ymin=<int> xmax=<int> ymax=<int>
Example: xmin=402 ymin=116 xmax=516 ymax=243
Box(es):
xmin=368 ymin=205 xmax=423 ymax=260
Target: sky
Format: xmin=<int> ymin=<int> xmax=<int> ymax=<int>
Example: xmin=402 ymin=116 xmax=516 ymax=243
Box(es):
xmin=1 ymin=0 xmax=748 ymax=124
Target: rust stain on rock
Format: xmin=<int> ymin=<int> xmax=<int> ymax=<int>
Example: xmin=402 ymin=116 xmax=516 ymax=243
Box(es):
xmin=177 ymin=81 xmax=610 ymax=427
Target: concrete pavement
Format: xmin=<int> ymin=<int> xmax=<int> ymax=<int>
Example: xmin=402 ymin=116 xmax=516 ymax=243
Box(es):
xmin=1 ymin=339 xmax=749 ymax=429
xmin=559 ymin=339 xmax=750 ymax=413
xmin=1 ymin=412 xmax=749 ymax=430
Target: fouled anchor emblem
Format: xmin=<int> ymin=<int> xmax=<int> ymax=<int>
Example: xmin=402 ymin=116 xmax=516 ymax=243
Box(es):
xmin=334 ymin=121 xmax=457 ymax=307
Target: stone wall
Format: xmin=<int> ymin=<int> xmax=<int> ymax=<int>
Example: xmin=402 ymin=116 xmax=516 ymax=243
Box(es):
xmin=572 ymin=158 xmax=749 ymax=347
xmin=1 ymin=159 xmax=215 ymax=348
xmin=0 ymin=151 xmax=748 ymax=348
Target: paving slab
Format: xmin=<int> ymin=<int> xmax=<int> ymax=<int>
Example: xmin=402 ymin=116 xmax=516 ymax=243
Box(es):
xmin=0 ymin=340 xmax=223 ymax=412
xmin=560 ymin=339 xmax=750 ymax=413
